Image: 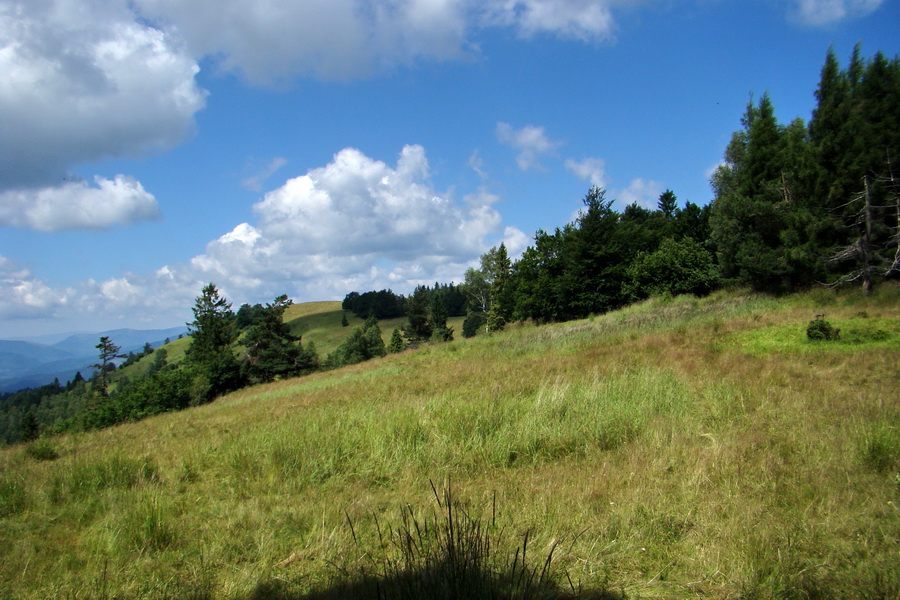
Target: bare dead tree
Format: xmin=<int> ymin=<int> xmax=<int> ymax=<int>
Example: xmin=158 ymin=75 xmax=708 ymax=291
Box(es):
xmin=826 ymin=170 xmax=897 ymax=295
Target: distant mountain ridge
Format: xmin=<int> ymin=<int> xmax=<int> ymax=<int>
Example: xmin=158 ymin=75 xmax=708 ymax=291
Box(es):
xmin=0 ymin=326 xmax=189 ymax=394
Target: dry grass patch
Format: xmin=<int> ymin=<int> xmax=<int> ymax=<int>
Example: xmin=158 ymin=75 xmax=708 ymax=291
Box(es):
xmin=1 ymin=288 xmax=898 ymax=599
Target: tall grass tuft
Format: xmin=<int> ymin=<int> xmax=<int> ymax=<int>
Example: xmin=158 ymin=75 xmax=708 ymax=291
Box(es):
xmin=319 ymin=484 xmax=625 ymax=600
xmin=0 ymin=473 xmax=27 ymax=517
xmin=859 ymin=425 xmax=899 ymax=473
xmin=48 ymin=454 xmax=160 ymax=504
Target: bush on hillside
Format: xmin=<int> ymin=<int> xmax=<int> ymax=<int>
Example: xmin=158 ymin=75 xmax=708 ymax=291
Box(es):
xmin=806 ymin=316 xmax=840 ymax=341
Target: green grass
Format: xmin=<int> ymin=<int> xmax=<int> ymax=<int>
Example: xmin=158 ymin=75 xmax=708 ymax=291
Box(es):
xmin=1 ymin=286 xmax=898 ymax=599
xmin=285 ymin=303 xmax=465 ymax=356
xmin=732 ymin=315 xmax=900 ymax=355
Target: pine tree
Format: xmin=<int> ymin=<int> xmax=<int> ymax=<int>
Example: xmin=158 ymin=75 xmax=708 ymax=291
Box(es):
xmin=20 ymin=410 xmax=39 ymax=442
xmin=241 ymin=295 xmax=317 ymax=384
xmin=388 ymin=328 xmax=405 ymax=353
xmin=403 ymin=286 xmax=433 ymax=342
xmin=185 ymin=283 xmax=242 ymax=401
xmin=430 ymin=294 xmax=454 ymax=341
xmin=485 ymin=243 xmax=512 ymax=332
xmin=657 ymin=189 xmax=679 ymax=220
xmin=710 ymin=94 xmax=801 ymax=292
xmin=92 ymin=336 xmax=125 ymax=396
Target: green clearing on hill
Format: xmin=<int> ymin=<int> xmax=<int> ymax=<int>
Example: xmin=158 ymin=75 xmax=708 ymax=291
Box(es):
xmin=1 ymin=287 xmax=898 ymax=599
xmin=118 ymin=301 xmax=465 ymax=379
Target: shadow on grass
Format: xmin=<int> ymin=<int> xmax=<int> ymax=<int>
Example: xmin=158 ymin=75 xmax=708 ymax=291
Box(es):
xmin=245 ymin=569 xmax=625 ymax=600
xmin=245 ymin=484 xmax=626 ymax=600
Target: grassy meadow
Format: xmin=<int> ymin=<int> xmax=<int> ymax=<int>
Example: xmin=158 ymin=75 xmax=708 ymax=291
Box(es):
xmin=1 ymin=288 xmax=898 ymax=599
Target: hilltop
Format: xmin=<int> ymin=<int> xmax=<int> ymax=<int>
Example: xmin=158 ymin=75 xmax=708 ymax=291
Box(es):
xmin=1 ymin=287 xmax=898 ymax=599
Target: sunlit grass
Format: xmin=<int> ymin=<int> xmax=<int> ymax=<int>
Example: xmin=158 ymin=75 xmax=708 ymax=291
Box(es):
xmin=1 ymin=287 xmax=898 ymax=599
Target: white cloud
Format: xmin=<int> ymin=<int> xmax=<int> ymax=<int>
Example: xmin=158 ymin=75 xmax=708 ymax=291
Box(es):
xmin=565 ymin=157 xmax=608 ymax=188
xmin=0 ymin=256 xmax=74 ymax=320
xmin=193 ymin=144 xmax=514 ymax=297
xmin=497 ymin=122 xmax=563 ymax=171
xmin=483 ymin=0 xmax=616 ymax=42
xmin=0 ymin=176 xmax=160 ymax=231
xmin=468 ymin=150 xmax=489 ymax=179
xmin=501 ymin=226 xmax=531 ymax=259
xmin=790 ymin=0 xmax=883 ymax=25
xmin=129 ymin=0 xmax=629 ymax=84
xmin=241 ymin=157 xmax=289 ymax=191
xmin=0 ymin=0 xmax=206 ymax=191
xmin=0 ymin=145 xmax=522 ymax=333
xmin=615 ymin=177 xmax=663 ymax=209
xmin=134 ymin=0 xmax=471 ymax=83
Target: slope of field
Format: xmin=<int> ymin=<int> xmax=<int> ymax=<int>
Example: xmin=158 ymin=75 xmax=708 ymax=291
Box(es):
xmin=1 ymin=288 xmax=898 ymax=599
xmin=284 ymin=302 xmax=465 ymax=355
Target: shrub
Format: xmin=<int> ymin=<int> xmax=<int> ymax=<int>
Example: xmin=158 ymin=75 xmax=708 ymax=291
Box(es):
xmin=806 ymin=316 xmax=840 ymax=341
xmin=327 ymin=316 xmax=387 ymax=368
xmin=25 ymin=437 xmax=59 ymax=461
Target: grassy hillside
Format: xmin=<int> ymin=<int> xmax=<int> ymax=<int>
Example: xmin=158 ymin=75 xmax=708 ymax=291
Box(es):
xmin=283 ymin=302 xmax=465 ymax=356
xmin=118 ymin=302 xmax=464 ymax=380
xmin=1 ymin=288 xmax=898 ymax=599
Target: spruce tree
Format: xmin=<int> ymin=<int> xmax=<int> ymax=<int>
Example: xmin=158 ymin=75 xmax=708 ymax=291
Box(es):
xmin=710 ymin=94 xmax=799 ymax=292
xmin=185 ymin=283 xmax=242 ymax=401
xmin=430 ymin=294 xmax=454 ymax=341
xmin=92 ymin=336 xmax=125 ymax=396
xmin=20 ymin=410 xmax=39 ymax=442
xmin=485 ymin=243 xmax=512 ymax=331
xmin=241 ymin=295 xmax=317 ymax=384
xmin=403 ymin=286 xmax=433 ymax=342
xmin=388 ymin=328 xmax=405 ymax=353
xmin=657 ymin=189 xmax=678 ymax=220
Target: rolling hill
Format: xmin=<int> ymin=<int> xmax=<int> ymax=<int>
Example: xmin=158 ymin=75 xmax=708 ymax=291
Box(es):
xmin=0 ymin=288 xmax=898 ymax=599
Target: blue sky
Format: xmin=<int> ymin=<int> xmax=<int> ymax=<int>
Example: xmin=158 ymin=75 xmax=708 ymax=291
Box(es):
xmin=1 ymin=0 xmax=898 ymax=339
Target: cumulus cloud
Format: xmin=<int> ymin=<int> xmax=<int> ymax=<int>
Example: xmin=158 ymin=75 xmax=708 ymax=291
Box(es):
xmin=0 ymin=176 xmax=160 ymax=231
xmin=0 ymin=0 xmax=206 ymax=190
xmin=497 ymin=123 xmax=563 ymax=171
xmin=615 ymin=177 xmax=663 ymax=209
xmin=790 ymin=0 xmax=883 ymax=25
xmin=0 ymin=256 xmax=74 ymax=320
xmin=0 ymin=145 xmax=524 ymax=334
xmin=133 ymin=0 xmax=470 ymax=83
xmin=482 ymin=0 xmax=616 ymax=42
xmin=565 ymin=157 xmax=609 ymax=188
xmin=189 ymin=144 xmax=514 ymax=298
xmin=128 ymin=0 xmax=629 ymax=84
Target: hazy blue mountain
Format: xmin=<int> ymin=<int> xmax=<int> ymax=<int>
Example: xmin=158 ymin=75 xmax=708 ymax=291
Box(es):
xmin=0 ymin=341 xmax=75 ymax=378
xmin=50 ymin=327 xmax=188 ymax=357
xmin=0 ymin=326 xmax=189 ymax=394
